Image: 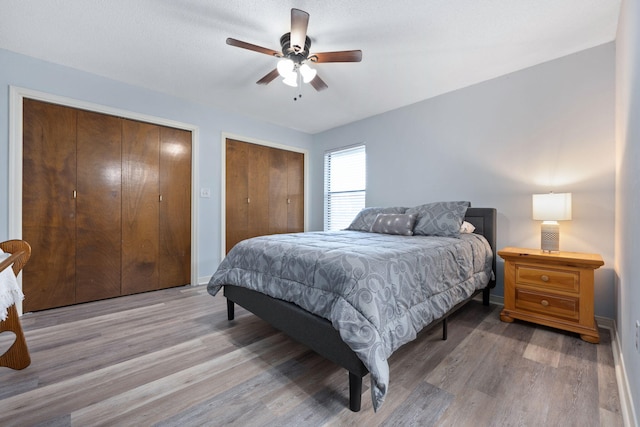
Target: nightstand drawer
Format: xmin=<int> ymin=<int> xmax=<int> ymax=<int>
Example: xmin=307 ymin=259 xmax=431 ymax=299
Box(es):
xmin=515 ymin=288 xmax=579 ymax=321
xmin=515 ymin=266 xmax=579 ymax=293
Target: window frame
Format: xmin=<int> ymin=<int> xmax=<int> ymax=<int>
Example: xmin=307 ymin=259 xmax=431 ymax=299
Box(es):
xmin=323 ymin=143 xmax=366 ymax=231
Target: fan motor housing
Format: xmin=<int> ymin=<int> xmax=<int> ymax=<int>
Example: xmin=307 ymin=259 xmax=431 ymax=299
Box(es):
xmin=280 ymin=32 xmax=311 ymax=63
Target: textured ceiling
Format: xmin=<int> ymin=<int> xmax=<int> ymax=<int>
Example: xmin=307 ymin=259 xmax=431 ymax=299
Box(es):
xmin=0 ymin=1 xmax=621 ymax=134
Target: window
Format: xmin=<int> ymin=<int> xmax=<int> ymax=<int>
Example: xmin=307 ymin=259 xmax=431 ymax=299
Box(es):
xmin=324 ymin=144 xmax=366 ymax=231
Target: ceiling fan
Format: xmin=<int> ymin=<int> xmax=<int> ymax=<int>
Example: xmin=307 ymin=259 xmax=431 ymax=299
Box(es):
xmin=226 ymin=8 xmax=362 ymax=92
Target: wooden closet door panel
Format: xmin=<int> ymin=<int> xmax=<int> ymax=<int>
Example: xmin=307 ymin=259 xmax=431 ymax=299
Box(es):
xmin=226 ymin=139 xmax=249 ymax=253
xmin=22 ymin=99 xmax=77 ymax=312
xmin=248 ymin=143 xmax=270 ymax=239
xmin=121 ymin=120 xmax=160 ymax=294
xmin=75 ymin=110 xmax=122 ymax=303
xmin=287 ymin=151 xmax=304 ymax=232
xmin=159 ymin=127 xmax=191 ymax=289
xmin=268 ymin=147 xmax=288 ymax=235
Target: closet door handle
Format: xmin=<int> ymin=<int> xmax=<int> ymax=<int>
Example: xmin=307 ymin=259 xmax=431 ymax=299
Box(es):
xmin=159 ymin=194 xmax=163 ymax=202
xmin=287 ymin=198 xmax=291 ymax=204
xmin=73 ymin=190 xmax=77 ymax=199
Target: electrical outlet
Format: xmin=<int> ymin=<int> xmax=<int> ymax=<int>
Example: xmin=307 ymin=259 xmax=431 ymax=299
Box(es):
xmin=200 ymin=188 xmax=211 ymax=198
xmin=636 ymin=320 xmax=640 ymax=353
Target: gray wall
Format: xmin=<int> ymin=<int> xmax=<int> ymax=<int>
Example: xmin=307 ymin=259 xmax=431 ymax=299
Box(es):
xmin=1 ymin=44 xmax=618 ymax=318
xmin=0 ymin=48 xmax=314 ymax=282
xmin=615 ymin=0 xmax=640 ymax=422
xmin=311 ymin=43 xmax=616 ymax=319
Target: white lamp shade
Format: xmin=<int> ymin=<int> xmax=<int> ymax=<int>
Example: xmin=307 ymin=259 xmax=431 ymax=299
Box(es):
xmin=299 ymin=63 xmax=317 ymax=83
xmin=282 ymin=72 xmax=298 ymax=87
xmin=532 ymin=193 xmax=572 ymax=221
xmin=277 ymin=59 xmax=294 ymax=77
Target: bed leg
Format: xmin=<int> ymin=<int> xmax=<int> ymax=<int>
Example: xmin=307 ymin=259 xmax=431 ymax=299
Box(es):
xmin=482 ymin=288 xmax=490 ymax=306
xmin=227 ymin=299 xmax=235 ymax=320
xmin=348 ymin=372 xmax=362 ymax=412
xmin=442 ymin=317 xmax=448 ymax=340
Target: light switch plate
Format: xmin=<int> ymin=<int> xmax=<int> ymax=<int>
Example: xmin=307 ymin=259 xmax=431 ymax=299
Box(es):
xmin=200 ymin=188 xmax=211 ymax=198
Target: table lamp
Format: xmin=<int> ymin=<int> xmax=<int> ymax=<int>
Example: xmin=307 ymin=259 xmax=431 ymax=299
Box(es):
xmin=532 ymin=192 xmax=572 ymax=252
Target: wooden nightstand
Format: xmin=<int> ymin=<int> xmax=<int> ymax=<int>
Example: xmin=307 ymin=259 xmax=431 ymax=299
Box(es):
xmin=498 ymin=247 xmax=604 ymax=343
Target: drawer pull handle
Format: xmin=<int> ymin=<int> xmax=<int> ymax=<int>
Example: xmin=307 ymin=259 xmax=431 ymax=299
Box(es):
xmin=540 ymin=299 xmax=550 ymax=307
xmin=540 ymin=275 xmax=550 ymax=282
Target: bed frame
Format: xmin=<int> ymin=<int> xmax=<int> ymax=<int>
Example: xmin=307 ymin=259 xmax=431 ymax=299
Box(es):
xmin=224 ymin=207 xmax=497 ymax=412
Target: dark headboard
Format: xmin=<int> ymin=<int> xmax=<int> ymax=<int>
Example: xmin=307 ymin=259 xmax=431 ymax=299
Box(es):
xmin=464 ymin=207 xmax=497 ymax=288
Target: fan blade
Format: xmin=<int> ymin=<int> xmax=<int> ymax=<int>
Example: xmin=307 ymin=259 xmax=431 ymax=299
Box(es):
xmin=310 ymin=74 xmax=328 ymax=91
xmin=226 ymin=38 xmax=281 ymax=57
xmin=256 ymin=69 xmax=280 ymax=85
xmin=311 ymin=50 xmax=363 ymax=63
xmin=290 ymin=9 xmax=309 ymax=51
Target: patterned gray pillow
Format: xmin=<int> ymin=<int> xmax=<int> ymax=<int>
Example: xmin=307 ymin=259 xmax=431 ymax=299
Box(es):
xmin=370 ymin=213 xmax=417 ymax=236
xmin=406 ymin=201 xmax=470 ymax=237
xmin=346 ymin=206 xmax=407 ymax=231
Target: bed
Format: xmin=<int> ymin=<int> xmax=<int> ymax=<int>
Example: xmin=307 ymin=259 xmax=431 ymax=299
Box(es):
xmin=208 ymin=204 xmax=496 ymax=412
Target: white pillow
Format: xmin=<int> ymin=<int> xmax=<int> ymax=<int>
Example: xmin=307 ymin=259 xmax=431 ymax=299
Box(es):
xmin=460 ymin=221 xmax=476 ymax=234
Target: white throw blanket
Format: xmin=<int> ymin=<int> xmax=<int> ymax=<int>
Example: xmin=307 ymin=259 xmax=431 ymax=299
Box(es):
xmin=0 ymin=249 xmax=24 ymax=321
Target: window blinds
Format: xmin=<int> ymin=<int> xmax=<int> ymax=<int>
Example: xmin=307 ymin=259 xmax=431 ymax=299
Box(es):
xmin=324 ymin=144 xmax=366 ymax=231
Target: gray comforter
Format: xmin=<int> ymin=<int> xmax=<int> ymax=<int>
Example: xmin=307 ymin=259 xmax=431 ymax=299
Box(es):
xmin=208 ymin=230 xmax=493 ymax=411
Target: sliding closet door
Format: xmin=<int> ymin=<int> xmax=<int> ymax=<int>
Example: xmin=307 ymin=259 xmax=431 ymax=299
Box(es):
xmin=121 ymin=119 xmax=160 ymax=294
xmin=268 ymin=147 xmax=304 ymax=234
xmin=268 ymin=147 xmax=289 ymax=235
xmin=22 ymin=99 xmax=77 ymax=312
xmin=226 ymin=139 xmax=270 ymax=252
xmin=226 ymin=139 xmax=249 ymax=253
xmin=159 ymin=127 xmax=192 ymax=289
xmin=75 ymin=110 xmax=122 ymax=303
xmin=247 ymin=143 xmax=270 ymax=238
xmin=287 ymin=150 xmax=304 ymax=232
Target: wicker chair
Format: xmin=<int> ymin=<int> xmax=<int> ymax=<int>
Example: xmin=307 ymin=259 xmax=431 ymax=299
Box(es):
xmin=0 ymin=239 xmax=32 ymax=370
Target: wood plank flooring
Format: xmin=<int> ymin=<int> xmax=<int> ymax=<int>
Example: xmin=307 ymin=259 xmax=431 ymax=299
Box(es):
xmin=0 ymin=285 xmax=623 ymax=426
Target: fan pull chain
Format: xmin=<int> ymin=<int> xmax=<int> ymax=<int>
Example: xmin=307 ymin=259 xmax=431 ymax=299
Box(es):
xmin=293 ymin=71 xmax=303 ymax=101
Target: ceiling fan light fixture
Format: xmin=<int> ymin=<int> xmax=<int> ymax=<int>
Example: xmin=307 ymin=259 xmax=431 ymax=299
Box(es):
xmin=299 ymin=63 xmax=317 ymax=83
xmin=226 ymin=9 xmax=362 ymax=93
xmin=276 ymin=59 xmax=295 ymax=77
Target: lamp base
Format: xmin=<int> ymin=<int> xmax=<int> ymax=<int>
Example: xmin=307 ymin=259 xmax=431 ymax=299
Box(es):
xmin=540 ymin=221 xmax=560 ymax=252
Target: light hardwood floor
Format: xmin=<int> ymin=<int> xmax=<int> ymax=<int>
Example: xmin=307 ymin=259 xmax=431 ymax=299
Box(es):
xmin=0 ymin=285 xmax=623 ymax=426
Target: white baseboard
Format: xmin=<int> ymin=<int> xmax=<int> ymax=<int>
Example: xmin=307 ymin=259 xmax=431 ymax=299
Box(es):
xmin=489 ymin=294 xmax=504 ymax=307
xmin=601 ymin=319 xmax=639 ymax=427
xmin=197 ymin=276 xmax=212 ymax=286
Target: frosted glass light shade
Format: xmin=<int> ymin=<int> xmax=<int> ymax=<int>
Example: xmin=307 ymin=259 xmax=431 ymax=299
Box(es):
xmin=277 ymin=59 xmax=294 ymax=77
xmin=299 ymin=63 xmax=317 ymax=83
xmin=532 ymin=193 xmax=572 ymax=221
xmin=282 ymin=72 xmax=298 ymax=87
